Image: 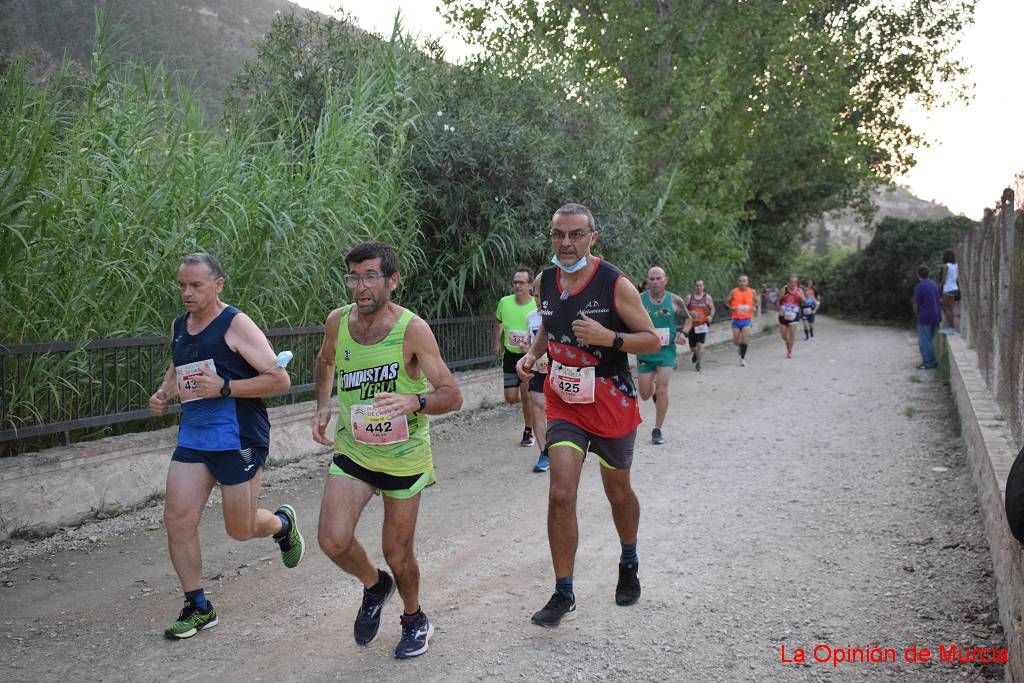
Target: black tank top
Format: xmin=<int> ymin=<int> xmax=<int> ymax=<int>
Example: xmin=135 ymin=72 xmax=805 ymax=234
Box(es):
xmin=538 ymin=259 xmax=631 ymax=378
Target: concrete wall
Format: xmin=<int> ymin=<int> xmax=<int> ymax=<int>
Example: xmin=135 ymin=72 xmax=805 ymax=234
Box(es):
xmin=940 ymin=334 xmax=1024 ymax=681
xmin=0 ymin=314 xmax=768 ymax=540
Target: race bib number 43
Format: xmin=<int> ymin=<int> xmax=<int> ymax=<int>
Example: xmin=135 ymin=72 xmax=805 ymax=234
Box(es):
xmin=549 ymin=362 xmax=595 ymax=404
xmin=782 ymin=303 xmax=799 ymax=321
xmin=351 ymin=405 xmax=410 ymax=445
xmin=175 ymin=359 xmax=217 ymax=403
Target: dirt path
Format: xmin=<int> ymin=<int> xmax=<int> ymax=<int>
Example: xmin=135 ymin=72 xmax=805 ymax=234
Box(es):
xmin=0 ymin=317 xmax=1003 ymax=681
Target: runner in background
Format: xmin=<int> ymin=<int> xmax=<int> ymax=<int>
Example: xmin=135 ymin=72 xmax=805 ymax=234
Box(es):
xmin=527 ymin=287 xmax=550 ymax=472
xmin=727 ymin=275 xmax=758 ymax=367
xmin=802 ymin=278 xmax=820 ymax=341
xmin=495 ymin=268 xmax=538 ymax=446
xmin=684 ymin=279 xmax=715 ymax=372
xmin=777 ymin=275 xmax=807 ymax=359
xmin=636 ymin=266 xmax=688 ymax=445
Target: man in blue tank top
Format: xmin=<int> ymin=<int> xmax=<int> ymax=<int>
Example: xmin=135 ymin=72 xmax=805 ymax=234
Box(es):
xmin=148 ymin=253 xmax=304 ymax=640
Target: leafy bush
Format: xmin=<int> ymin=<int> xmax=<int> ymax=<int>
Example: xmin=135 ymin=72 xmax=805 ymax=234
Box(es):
xmin=827 ymin=216 xmax=973 ymax=321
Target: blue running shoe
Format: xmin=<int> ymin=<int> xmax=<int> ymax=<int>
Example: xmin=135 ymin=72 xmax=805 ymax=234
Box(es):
xmin=533 ymin=451 xmax=550 ymax=472
xmin=395 ymin=611 xmax=433 ymax=659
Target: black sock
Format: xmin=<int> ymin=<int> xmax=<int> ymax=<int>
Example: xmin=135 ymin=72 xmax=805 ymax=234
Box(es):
xmin=740 ymin=344 xmax=748 ymax=359
xmin=273 ymin=512 xmax=291 ymax=540
xmin=367 ymin=569 xmax=389 ymax=595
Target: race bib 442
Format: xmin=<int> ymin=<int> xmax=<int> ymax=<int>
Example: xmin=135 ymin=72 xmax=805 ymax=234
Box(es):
xmin=351 ymin=405 xmax=410 ymax=445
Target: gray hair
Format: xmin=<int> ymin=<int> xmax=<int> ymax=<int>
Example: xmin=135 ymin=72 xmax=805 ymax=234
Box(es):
xmin=181 ymin=252 xmax=225 ymax=280
xmin=553 ymin=203 xmax=596 ymax=232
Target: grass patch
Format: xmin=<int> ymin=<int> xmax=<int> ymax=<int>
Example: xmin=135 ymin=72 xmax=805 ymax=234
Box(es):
xmin=908 ymin=375 xmax=922 ymax=384
xmin=905 ymin=406 xmax=916 ymax=418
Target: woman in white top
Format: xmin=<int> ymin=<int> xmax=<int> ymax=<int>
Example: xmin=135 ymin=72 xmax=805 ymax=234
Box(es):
xmin=939 ymin=249 xmax=959 ymax=333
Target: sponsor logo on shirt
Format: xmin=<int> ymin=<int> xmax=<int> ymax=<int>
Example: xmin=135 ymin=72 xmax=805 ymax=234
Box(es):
xmin=341 ymin=363 xmax=400 ymax=400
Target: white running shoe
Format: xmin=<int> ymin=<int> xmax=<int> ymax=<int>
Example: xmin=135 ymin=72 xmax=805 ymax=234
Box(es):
xmin=740 ymin=358 xmax=747 ymax=367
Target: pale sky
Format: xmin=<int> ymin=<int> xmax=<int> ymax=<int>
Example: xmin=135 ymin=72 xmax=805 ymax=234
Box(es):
xmin=296 ymin=0 xmax=1023 ymax=219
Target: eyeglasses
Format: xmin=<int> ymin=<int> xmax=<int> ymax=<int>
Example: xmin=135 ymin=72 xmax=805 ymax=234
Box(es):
xmin=343 ymin=272 xmax=384 ymax=288
xmin=550 ymin=229 xmax=593 ymax=243
xmin=512 ymin=280 xmax=530 ymax=286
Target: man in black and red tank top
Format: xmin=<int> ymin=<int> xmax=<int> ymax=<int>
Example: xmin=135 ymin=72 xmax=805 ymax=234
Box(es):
xmin=515 ymin=203 xmax=661 ymax=628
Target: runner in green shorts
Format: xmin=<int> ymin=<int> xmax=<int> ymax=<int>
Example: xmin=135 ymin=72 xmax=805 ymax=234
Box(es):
xmin=636 ymin=266 xmax=689 ymax=445
xmin=312 ymin=241 xmax=463 ymax=660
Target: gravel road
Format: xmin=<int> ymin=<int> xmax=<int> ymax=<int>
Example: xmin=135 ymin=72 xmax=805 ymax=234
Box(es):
xmin=0 ymin=317 xmax=1003 ymax=681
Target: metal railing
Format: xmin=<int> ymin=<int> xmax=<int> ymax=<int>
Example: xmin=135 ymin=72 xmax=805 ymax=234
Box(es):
xmin=0 ymin=315 xmax=495 ymax=450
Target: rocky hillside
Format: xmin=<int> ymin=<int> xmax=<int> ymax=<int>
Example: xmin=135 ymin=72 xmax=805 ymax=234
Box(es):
xmin=0 ymin=0 xmax=310 ymax=118
xmin=806 ymin=185 xmax=955 ymax=254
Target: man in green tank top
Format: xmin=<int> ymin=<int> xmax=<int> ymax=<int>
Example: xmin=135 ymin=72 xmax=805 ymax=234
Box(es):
xmin=636 ymin=266 xmax=689 ymax=445
xmin=312 ymin=242 xmax=463 ymax=660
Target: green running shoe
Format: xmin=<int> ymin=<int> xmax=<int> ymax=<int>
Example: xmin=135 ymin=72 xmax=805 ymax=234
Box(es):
xmin=275 ymin=504 xmax=305 ymax=569
xmin=164 ymin=600 xmax=218 ymax=640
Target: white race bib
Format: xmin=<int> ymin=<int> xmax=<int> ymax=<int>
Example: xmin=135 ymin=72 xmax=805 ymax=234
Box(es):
xmin=351 ymin=405 xmax=410 ymax=445
xmin=738 ymin=304 xmax=751 ymax=314
xmin=656 ymin=327 xmax=672 ymax=346
xmin=175 ymin=359 xmax=217 ymax=403
xmin=535 ymin=353 xmax=550 ymax=374
xmin=781 ymin=303 xmax=799 ymax=321
xmin=508 ymin=330 xmax=529 ymax=348
xmin=549 ymin=361 xmax=595 ymax=404
xmin=694 ymin=323 xmax=709 ymax=334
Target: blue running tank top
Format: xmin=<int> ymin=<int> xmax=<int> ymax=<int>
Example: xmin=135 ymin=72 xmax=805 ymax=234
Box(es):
xmin=171 ymin=306 xmax=270 ymax=451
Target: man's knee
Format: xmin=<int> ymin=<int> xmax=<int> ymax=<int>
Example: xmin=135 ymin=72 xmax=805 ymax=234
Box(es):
xmin=503 ymin=388 xmax=521 ymax=404
xmin=318 ymin=527 xmax=355 ymax=558
xmin=224 ymin=519 xmax=257 ymax=542
xmin=164 ymin=500 xmax=201 ymax=536
xmin=549 ymin=479 xmax=578 ymax=510
xmin=383 ymin=540 xmax=414 ymax=570
xmin=604 ymin=477 xmax=637 ymax=507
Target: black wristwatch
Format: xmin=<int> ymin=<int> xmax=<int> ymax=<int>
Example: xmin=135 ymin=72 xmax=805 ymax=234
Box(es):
xmin=612 ymin=332 xmax=624 ymax=350
xmin=220 ymin=377 xmax=232 ymax=398
xmin=416 ymin=394 xmax=427 ymax=413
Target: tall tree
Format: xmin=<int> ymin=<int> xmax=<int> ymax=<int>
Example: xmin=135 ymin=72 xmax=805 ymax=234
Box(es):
xmin=442 ymin=0 xmax=975 ymax=275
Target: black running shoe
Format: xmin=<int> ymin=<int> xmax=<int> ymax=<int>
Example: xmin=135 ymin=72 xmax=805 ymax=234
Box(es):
xmin=354 ymin=570 xmax=396 ymax=645
xmin=616 ymin=562 xmax=641 ymax=606
xmin=520 ymin=429 xmax=536 ymax=447
xmin=651 ymin=428 xmax=664 ymax=445
xmin=531 ymin=592 xmax=577 ymax=628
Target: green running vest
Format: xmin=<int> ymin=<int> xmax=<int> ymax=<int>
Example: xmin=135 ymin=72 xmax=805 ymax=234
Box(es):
xmin=334 ymin=305 xmax=431 ymax=476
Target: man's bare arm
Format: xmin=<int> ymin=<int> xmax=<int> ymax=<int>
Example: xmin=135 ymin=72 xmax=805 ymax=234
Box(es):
xmin=311 ymin=308 xmax=344 ymax=445
xmin=373 ymin=317 xmax=462 ymax=417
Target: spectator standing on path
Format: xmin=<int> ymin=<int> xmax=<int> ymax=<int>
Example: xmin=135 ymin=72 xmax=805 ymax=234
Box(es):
xmin=802 ymin=279 xmax=820 ymax=341
xmin=148 ymin=253 xmax=304 ymax=641
xmin=939 ymin=249 xmax=960 ymax=334
xmin=912 ymin=265 xmax=942 ymax=369
xmin=636 ymin=266 xmax=689 ymax=445
xmin=684 ymin=279 xmax=715 ymax=372
xmin=515 ymin=203 xmax=661 ymax=628
xmin=311 ymin=241 xmax=463 ymax=659
xmin=495 ymin=268 xmax=538 ymax=447
xmin=728 ymin=275 xmax=759 ymax=366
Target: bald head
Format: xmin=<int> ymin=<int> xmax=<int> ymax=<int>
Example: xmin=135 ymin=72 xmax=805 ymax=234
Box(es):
xmin=646 ymin=266 xmax=667 ymax=296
